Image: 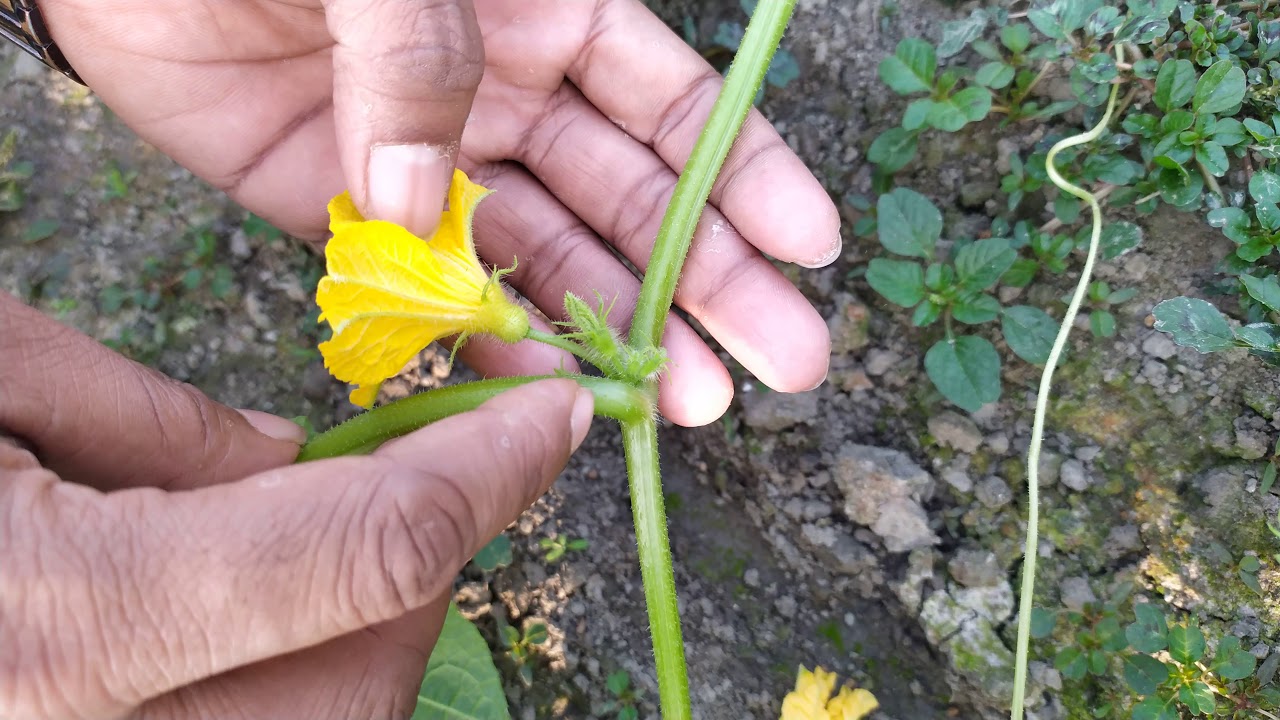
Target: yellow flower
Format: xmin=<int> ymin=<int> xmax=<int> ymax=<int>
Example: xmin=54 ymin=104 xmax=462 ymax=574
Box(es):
xmin=316 ymin=169 xmax=529 ymax=408
xmin=780 ymin=666 xmax=878 ymax=720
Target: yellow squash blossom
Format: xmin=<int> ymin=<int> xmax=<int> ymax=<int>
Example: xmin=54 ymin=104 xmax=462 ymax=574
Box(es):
xmin=780 ymin=666 xmax=879 ymax=720
xmin=317 ymin=169 xmax=529 ymax=408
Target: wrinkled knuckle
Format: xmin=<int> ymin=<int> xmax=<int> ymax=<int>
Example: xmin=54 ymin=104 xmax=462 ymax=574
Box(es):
xmin=374 ymin=4 xmax=483 ymax=98
xmin=362 ymin=462 xmax=475 ymax=617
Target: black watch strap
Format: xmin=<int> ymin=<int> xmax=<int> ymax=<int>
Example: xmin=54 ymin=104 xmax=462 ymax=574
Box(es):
xmin=0 ymin=0 xmax=83 ymax=85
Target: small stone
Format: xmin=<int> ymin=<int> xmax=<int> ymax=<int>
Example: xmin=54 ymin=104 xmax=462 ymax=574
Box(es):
xmin=1060 ymin=576 xmax=1097 ymax=611
xmin=301 ymin=362 xmax=335 ymax=402
xmin=1141 ymin=332 xmax=1177 ymax=360
xmin=1037 ymin=451 xmax=1063 ymax=487
xmin=1059 ymin=459 xmax=1090 ymax=491
xmin=975 ymin=476 xmax=1013 ymax=508
xmin=959 ymin=179 xmax=997 ymax=209
xmin=942 ymin=460 xmax=974 ymax=493
xmin=229 ymin=228 xmax=252 ymax=259
xmin=833 ymin=445 xmax=935 ymax=526
xmin=743 ymin=569 xmax=761 ymax=588
xmin=775 ymin=595 xmax=797 ymax=618
xmin=948 ymin=548 xmax=1003 ymax=588
xmin=828 ymin=292 xmax=871 ymax=355
xmin=873 ymin=497 xmax=939 ymax=552
xmin=1074 ymin=445 xmax=1102 ymax=463
xmin=864 ymin=349 xmax=901 ymax=376
xmin=1103 ymin=525 xmax=1141 ymax=558
xmin=1233 ymin=416 xmax=1271 ymax=460
xmin=986 ymin=433 xmax=1011 ymax=455
xmin=928 ymin=411 xmax=983 ymax=453
xmin=742 ymin=390 xmax=820 ymax=432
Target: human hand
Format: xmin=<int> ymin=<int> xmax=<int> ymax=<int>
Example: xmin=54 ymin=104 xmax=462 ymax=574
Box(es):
xmin=0 ymin=293 xmax=593 ymax=719
xmin=43 ymin=0 xmax=839 ymax=426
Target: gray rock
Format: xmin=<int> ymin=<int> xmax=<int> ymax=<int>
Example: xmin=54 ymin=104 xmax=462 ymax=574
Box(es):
xmin=929 ymin=411 xmax=984 ymax=453
xmin=975 ymin=476 xmax=1014 ymax=509
xmin=942 ymin=459 xmax=974 ymax=493
xmin=1060 ymin=576 xmax=1098 ymax=611
xmin=741 ymin=390 xmax=819 ymax=432
xmin=827 ymin=292 xmax=871 ymax=355
xmin=873 ymin=497 xmax=940 ymax=553
xmin=1233 ymin=415 xmax=1271 ymax=460
xmin=948 ymin=548 xmax=1004 ymax=588
xmin=864 ymin=349 xmax=901 ymax=376
xmin=1074 ymin=445 xmax=1102 ymax=463
xmin=1037 ymin=451 xmax=1063 ymax=487
xmin=986 ymin=433 xmax=1011 ymax=455
xmin=1141 ymin=332 xmax=1178 ymax=360
xmin=833 ymin=444 xmax=935 ymax=526
xmin=1059 ymin=459 xmax=1090 ymax=492
xmin=1103 ymin=525 xmax=1141 ymax=558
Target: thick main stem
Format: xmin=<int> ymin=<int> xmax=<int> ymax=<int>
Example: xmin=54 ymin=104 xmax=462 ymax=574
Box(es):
xmin=1010 ymin=50 xmax=1123 ymax=720
xmin=621 ymin=418 xmax=688 ymax=719
xmin=629 ymin=0 xmax=798 ymax=352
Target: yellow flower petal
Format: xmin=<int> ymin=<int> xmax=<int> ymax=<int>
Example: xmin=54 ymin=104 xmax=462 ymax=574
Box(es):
xmin=316 ymin=170 xmax=528 ymax=408
xmin=827 ymin=687 xmax=879 ymax=720
xmin=781 ymin=666 xmax=838 ymax=720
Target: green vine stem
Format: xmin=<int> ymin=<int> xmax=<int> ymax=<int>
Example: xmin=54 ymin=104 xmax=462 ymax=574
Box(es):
xmin=1010 ymin=47 xmax=1124 ymax=720
xmin=297 ymin=375 xmax=649 ymax=462
xmin=629 ymin=0 xmax=798 ymax=351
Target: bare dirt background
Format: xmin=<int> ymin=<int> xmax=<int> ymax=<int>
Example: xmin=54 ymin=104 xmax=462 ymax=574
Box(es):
xmin=3 ymin=1 xmax=1278 ymax=718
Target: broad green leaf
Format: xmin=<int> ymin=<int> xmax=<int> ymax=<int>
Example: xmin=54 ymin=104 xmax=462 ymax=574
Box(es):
xmin=1212 ymin=637 xmax=1257 ymax=680
xmin=1167 ymin=623 xmax=1206 ymax=664
xmin=868 ymin=128 xmax=918 ymax=173
xmin=1207 ymin=207 xmax=1252 ymax=244
xmin=1240 ymin=567 xmax=1265 ymax=594
xmin=866 ymin=258 xmax=926 ymax=307
xmin=414 ymin=605 xmax=510 ymax=720
xmin=473 ymin=534 xmax=513 ymax=571
xmin=22 ymin=218 xmax=60 ymax=244
xmin=1241 ymin=274 xmax=1280 ymax=313
xmin=1245 ymin=117 xmax=1276 ymax=140
xmin=1027 ymin=0 xmax=1103 ymax=40
xmin=925 ymin=336 xmax=1001 ymax=411
xmin=606 ymin=671 xmax=631 ymax=695
xmin=1131 ymin=696 xmax=1178 ymax=720
xmin=879 ymin=38 xmax=936 ymax=94
xmin=1002 ymin=258 xmax=1039 ymax=287
xmin=1154 ymin=59 xmax=1196 ymax=111
xmin=1090 ymin=310 xmax=1116 ymax=337
xmin=1054 ymin=646 xmax=1088 ymax=680
xmin=952 ymin=294 xmax=1001 ymax=324
xmin=1002 ymin=305 xmax=1058 ymax=364
xmin=1127 ymin=603 xmax=1169 ymax=653
xmin=1251 ymin=170 xmax=1280 ymax=204
xmin=1100 ymin=221 xmax=1143 ymax=259
xmin=1195 ymin=142 xmax=1228 ymax=176
xmin=1258 ymin=203 xmax=1280 ymax=232
xmin=1193 ymin=60 xmax=1246 ymax=115
xmin=1124 ymin=655 xmax=1171 ymax=696
xmin=877 ymin=188 xmax=942 ymax=258
xmin=1176 ymin=682 xmax=1216 ymax=715
xmin=1001 ymin=24 xmax=1031 ymax=53
xmin=1155 ymin=165 xmax=1203 ymax=206
xmin=938 ymin=9 xmax=989 ymax=58
xmin=976 ymin=61 xmax=1015 ymax=89
xmin=912 ymin=300 xmax=942 ymax=327
xmin=1153 ymin=297 xmax=1235 ymax=353
xmin=1210 ymin=117 xmax=1248 ymax=147
xmin=955 ymin=238 xmax=1016 ymax=290
xmin=1030 ymin=607 xmax=1057 ymax=639
xmin=902 ymin=98 xmax=935 ymax=131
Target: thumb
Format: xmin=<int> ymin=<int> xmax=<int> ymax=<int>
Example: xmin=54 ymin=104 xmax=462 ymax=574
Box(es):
xmin=323 ymin=0 xmax=484 ymax=237
xmin=2 ymin=380 xmax=593 ymax=719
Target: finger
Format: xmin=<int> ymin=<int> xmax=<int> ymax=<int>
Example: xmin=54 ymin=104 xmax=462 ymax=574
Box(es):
xmin=0 ymin=293 xmax=303 ymax=491
xmin=465 ymin=160 xmax=734 ymax=426
xmin=324 ymin=0 xmax=484 ymax=237
xmin=474 ymin=0 xmax=841 ymax=267
xmin=1 ymin=380 xmax=591 ymax=719
xmin=133 ymin=600 xmax=449 ymax=720
xmin=466 ymin=89 xmax=831 ymax=394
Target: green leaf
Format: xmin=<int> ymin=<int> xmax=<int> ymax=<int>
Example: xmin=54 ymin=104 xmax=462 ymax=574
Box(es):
xmin=925 ymin=336 xmax=1001 ymax=412
xmin=1055 ymin=646 xmax=1089 ymax=680
xmin=1090 ymin=310 xmax=1116 ymax=337
xmin=1001 ymin=24 xmax=1032 ymax=53
xmin=1155 ymin=165 xmax=1203 ymax=206
xmin=1154 ymin=59 xmax=1196 ymax=111
xmin=1193 ymin=60 xmax=1246 ymax=115
xmin=1263 ymin=462 xmax=1277 ymax=495
xmin=955 ymin=238 xmax=1016 ymax=290
xmin=1167 ymin=623 xmax=1206 ymax=664
xmin=524 ymin=622 xmax=548 ymax=646
xmin=1027 ymin=0 xmax=1103 ymax=40
xmin=1195 ymin=141 xmax=1228 ymax=176
xmin=1259 ymin=203 xmax=1280 ymax=232
xmin=1131 ymin=696 xmax=1178 ymax=720
xmin=473 ymin=534 xmax=513 ymax=571
xmin=879 ymin=38 xmax=936 ymax=94
xmin=1207 ymin=207 xmax=1252 ymax=244
xmin=1177 ymin=682 xmax=1216 ymax=715
xmin=1100 ymin=221 xmax=1143 ymax=259
xmin=1127 ymin=603 xmax=1169 ymax=653
xmin=606 ymin=670 xmax=631 ymax=696
xmin=912 ymin=300 xmax=942 ymax=327
xmin=952 ymin=294 xmax=1001 ymax=324
xmin=976 ymin=61 xmax=1015 ymax=89
xmin=414 ymin=605 xmax=510 ymax=720
xmin=1124 ymin=654 xmax=1171 ymax=696
xmin=1002 ymin=305 xmax=1058 ymax=364
xmin=868 ymin=128 xmax=918 ymax=173
xmin=1030 ymin=607 xmax=1057 ymax=639
xmin=877 ymin=188 xmax=941 ymax=258
xmin=1153 ymin=297 xmax=1236 ymax=353
xmin=22 ymin=218 xmax=60 ymax=244
xmin=1240 ymin=567 xmax=1264 ymax=594
xmin=866 ymin=259 xmax=925 ymax=307
xmin=1002 ymin=258 xmax=1039 ymax=287
xmin=1241 ymin=274 xmax=1280 ymax=313
xmin=1252 ymin=171 xmax=1280 ymax=204
xmin=938 ymin=10 xmax=989 ymax=58
xmin=1212 ymin=637 xmax=1257 ymax=680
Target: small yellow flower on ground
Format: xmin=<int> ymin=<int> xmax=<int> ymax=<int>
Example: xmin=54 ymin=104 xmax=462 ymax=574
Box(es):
xmin=780 ymin=666 xmax=879 ymax=720
xmin=316 ymin=169 xmax=529 ymax=407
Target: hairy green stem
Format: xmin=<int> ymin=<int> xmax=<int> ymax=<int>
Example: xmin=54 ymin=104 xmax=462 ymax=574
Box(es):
xmin=296 ymin=375 xmax=649 ymax=462
xmin=629 ymin=0 xmax=797 ymax=352
xmin=621 ymin=418 xmax=688 ymax=718
xmin=1010 ymin=53 xmax=1123 ymax=720
xmin=525 ymin=327 xmax=591 ymax=361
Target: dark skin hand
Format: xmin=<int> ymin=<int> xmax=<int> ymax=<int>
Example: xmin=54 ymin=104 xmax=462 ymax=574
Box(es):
xmin=44 ymin=0 xmax=841 ymax=427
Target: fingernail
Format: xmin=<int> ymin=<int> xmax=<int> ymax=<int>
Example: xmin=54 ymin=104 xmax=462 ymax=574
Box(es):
xmin=570 ymin=388 xmax=594 ymax=452
xmin=797 ymin=235 xmax=843 ymax=269
xmin=805 ymin=368 xmax=830 ymax=392
xmin=237 ymin=409 xmax=307 ymax=445
xmin=367 ymin=144 xmax=451 ymax=237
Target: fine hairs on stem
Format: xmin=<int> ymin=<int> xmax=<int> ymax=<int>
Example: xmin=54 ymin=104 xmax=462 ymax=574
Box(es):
xmin=1009 ymin=46 xmax=1125 ymax=720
